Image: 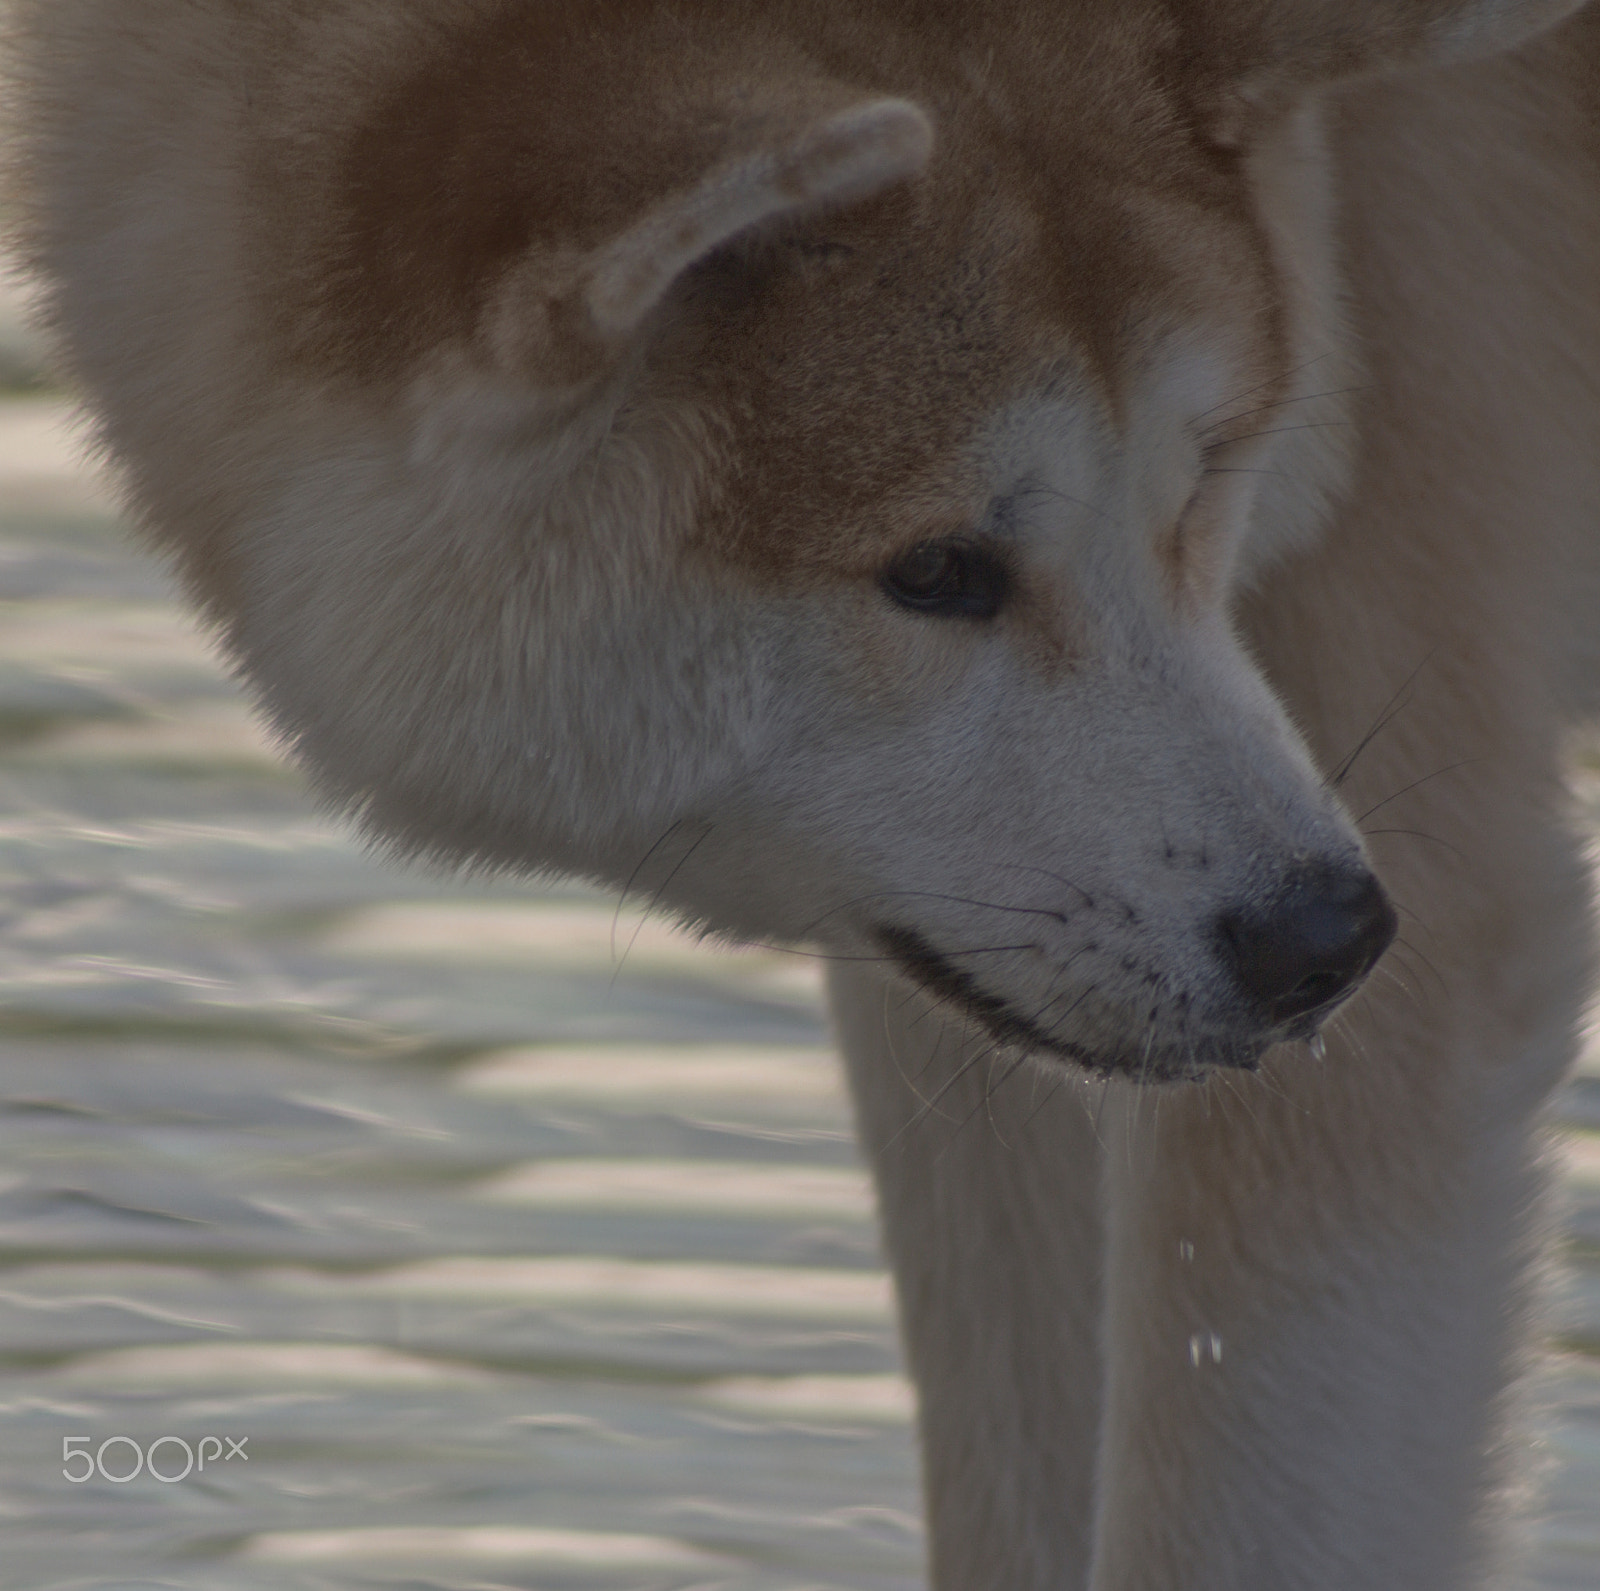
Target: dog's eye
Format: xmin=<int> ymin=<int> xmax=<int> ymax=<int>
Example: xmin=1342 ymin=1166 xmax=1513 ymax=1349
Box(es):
xmin=880 ymin=540 xmax=1009 ymax=618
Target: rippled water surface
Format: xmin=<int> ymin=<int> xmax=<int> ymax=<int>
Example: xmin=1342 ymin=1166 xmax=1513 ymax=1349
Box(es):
xmin=0 ymin=395 xmax=1597 ymax=1589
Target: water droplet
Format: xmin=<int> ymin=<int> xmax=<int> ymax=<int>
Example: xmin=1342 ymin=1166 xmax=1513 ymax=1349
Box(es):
xmin=1210 ymin=1332 xmax=1224 ymax=1363
xmin=1178 ymin=1240 xmax=1195 ymax=1262
xmin=1188 ymin=1333 xmax=1203 ymax=1367
xmin=1308 ymin=1033 xmax=1326 ymax=1061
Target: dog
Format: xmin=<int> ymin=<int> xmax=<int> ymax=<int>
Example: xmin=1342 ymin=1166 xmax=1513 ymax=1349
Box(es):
xmin=10 ymin=1 xmax=1600 ymax=1583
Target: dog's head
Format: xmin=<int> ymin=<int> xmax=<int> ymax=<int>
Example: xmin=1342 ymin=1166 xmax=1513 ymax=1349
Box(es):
xmin=25 ymin=0 xmax=1583 ymax=1077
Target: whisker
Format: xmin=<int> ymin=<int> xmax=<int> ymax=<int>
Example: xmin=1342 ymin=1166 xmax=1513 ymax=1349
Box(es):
xmin=1136 ymin=1019 xmax=1157 ymax=1090
xmin=1091 ymin=1074 xmax=1114 ymax=1148
xmin=611 ymin=822 xmax=714 ymax=988
xmin=798 ymin=888 xmax=1069 ymax=940
xmin=934 ymin=1041 xmax=1016 ymax=1157
xmin=1328 ymin=1008 xmax=1376 ymax=1074
xmin=888 ymin=1055 xmax=982 ymax=1145
xmin=1389 ymin=897 xmax=1441 ymax=943
xmin=994 ymin=860 xmax=1141 ymax=923
xmin=1366 ymin=964 xmax=1424 ymax=1017
xmin=1215 ymin=1068 xmax=1266 ymax=1139
xmin=887 ymin=1039 xmax=994 ymax=1146
xmin=1390 ymin=934 xmax=1450 ymax=998
xmin=941 ymin=943 xmax=1041 ymax=957
xmin=612 ymin=819 xmax=686 ymax=961
xmin=1196 ymin=382 xmax=1371 ymax=437
xmin=1026 ymin=966 xmax=1096 ymax=1034
xmin=982 ymin=1052 xmax=1035 ymax=1150
xmin=1013 ymin=479 xmax=1122 ymax=529
xmin=993 ymin=859 xmax=1100 ymax=908
xmin=1187 ymin=352 xmax=1336 ymax=428
xmin=1219 ymin=420 xmax=1355 ymax=443
xmin=1327 ymin=651 xmax=1438 ymax=788
xmin=749 ymin=941 xmax=1040 ymax=964
xmin=1356 ymin=758 xmax=1481 ymax=824
xmin=1016 ymin=1071 xmax=1071 ymax=1134
xmin=880 ymin=979 xmax=942 ymax=1111
xmin=1361 ymin=826 xmax=1468 ymax=863
xmin=1263 ymin=1069 xmax=1301 ymax=1115
xmin=907 ymin=1018 xmax=953 ymax=1086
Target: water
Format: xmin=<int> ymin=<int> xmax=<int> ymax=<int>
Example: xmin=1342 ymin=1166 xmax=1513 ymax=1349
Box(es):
xmin=0 ymin=395 xmax=1595 ymax=1589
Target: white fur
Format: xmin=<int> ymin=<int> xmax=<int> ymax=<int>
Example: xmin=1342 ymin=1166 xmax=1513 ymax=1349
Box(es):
xmin=8 ymin=0 xmax=1600 ymax=1585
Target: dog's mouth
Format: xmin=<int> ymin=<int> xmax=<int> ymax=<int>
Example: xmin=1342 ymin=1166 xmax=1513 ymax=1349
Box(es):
xmin=870 ymin=859 xmax=1395 ymax=1083
xmin=872 ymin=923 xmax=1270 ymax=1083
xmin=873 ymin=922 xmax=1099 ymax=1063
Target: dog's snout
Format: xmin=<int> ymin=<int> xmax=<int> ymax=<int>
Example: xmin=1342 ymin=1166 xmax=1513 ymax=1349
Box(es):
xmin=1217 ymin=865 xmax=1398 ymax=1029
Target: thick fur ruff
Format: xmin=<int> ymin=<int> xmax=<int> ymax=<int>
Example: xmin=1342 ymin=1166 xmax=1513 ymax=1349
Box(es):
xmin=8 ymin=1 xmax=1600 ymax=1584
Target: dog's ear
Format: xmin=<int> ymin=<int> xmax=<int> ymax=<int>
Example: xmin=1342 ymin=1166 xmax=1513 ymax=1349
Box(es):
xmin=584 ymin=98 xmax=932 ymax=339
xmin=481 ymin=94 xmax=932 ymax=379
xmin=1208 ymin=0 xmax=1587 ymax=109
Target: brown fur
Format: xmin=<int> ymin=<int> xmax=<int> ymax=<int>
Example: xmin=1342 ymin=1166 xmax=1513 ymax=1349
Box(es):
xmin=9 ymin=2 xmax=1600 ymax=1585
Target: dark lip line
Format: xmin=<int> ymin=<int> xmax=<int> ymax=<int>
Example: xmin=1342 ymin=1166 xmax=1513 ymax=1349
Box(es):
xmin=871 ymin=921 xmax=1267 ymax=1080
xmin=871 ymin=921 xmax=1122 ymax=1075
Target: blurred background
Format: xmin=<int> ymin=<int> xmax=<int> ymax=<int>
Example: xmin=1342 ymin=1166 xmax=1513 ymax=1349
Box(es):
xmin=0 ymin=256 xmax=1597 ymax=1591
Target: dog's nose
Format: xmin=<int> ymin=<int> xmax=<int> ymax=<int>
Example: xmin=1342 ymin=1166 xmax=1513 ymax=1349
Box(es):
xmin=1216 ymin=865 xmax=1398 ymax=1027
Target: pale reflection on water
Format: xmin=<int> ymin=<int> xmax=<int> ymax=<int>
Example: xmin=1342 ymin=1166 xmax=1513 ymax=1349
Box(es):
xmin=0 ymin=394 xmax=1596 ymax=1590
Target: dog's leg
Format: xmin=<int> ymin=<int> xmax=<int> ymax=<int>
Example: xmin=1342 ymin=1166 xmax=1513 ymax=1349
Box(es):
xmin=1084 ymin=64 xmax=1598 ymax=1583
xmin=1088 ymin=931 xmax=1583 ymax=1589
xmin=1083 ymin=610 xmax=1591 ymax=1588
xmin=830 ymin=963 xmax=1106 ymax=1591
